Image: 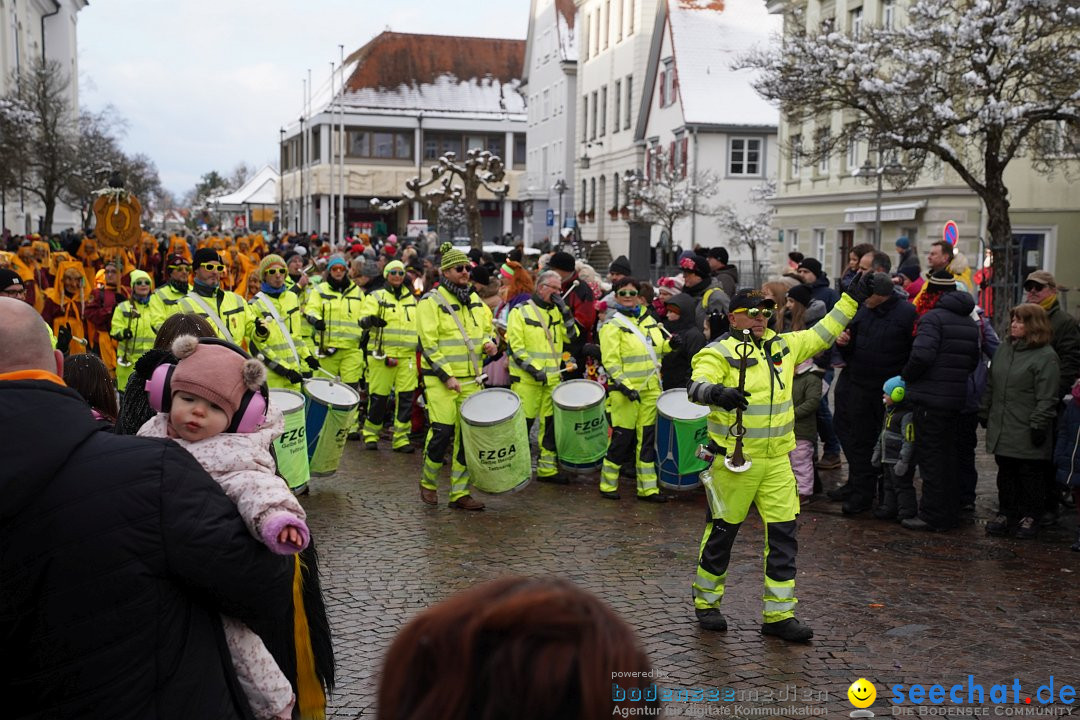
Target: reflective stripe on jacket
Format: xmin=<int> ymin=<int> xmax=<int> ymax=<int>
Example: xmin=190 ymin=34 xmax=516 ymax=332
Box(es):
xmin=310 ymin=281 xmax=365 ymax=347
xmin=416 ymin=285 xmax=494 ymax=380
xmin=688 ymin=294 xmax=856 ymax=458
xmin=599 ymin=310 xmax=670 ymax=393
xmin=506 ymin=300 xmax=573 ymax=381
xmin=360 ymin=286 xmax=418 ymax=358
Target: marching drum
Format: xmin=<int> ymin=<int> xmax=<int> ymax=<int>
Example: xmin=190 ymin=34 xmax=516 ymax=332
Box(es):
xmin=655 ymin=389 xmax=710 ymax=491
xmin=303 ymin=377 xmax=360 ymax=476
xmin=551 ymin=379 xmax=609 ymax=473
xmin=459 ymin=387 xmax=531 ymax=494
xmin=269 ymin=389 xmax=311 ymax=495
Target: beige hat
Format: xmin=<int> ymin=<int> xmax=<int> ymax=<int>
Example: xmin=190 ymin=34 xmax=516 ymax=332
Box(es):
xmin=1025 ymin=270 xmax=1056 ymax=288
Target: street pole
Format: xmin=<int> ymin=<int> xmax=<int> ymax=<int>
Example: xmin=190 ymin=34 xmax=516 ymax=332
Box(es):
xmin=874 ymin=160 xmax=884 ymax=250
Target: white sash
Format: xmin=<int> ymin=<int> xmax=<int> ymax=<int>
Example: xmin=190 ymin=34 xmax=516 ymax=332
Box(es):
xmin=613 ymin=312 xmax=661 ymax=376
xmin=255 ymin=292 xmax=302 ymax=367
xmin=184 ymin=292 xmax=233 ymax=343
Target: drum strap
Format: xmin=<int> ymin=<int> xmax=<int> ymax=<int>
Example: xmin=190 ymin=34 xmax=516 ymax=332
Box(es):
xmin=184 ymin=292 xmax=234 ymax=343
xmin=255 ymin=292 xmax=302 ymax=368
xmin=432 ymin=289 xmax=480 ymax=380
xmin=526 ymin=301 xmax=560 ymax=363
xmin=612 ymin=313 xmax=661 ymax=378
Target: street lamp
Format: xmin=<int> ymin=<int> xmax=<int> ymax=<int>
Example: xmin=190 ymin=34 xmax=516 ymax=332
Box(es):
xmin=279 ymin=127 xmax=286 ymax=234
xmin=552 ymin=178 xmax=567 ymax=231
xmin=853 ymin=149 xmax=905 ymax=248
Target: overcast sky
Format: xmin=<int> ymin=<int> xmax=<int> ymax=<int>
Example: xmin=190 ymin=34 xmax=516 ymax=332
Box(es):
xmin=79 ymin=1 xmax=530 ymax=197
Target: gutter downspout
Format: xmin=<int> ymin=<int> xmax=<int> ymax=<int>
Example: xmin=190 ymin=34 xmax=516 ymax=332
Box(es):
xmin=691 ymin=125 xmax=700 ymax=248
xmin=41 ymin=1 xmax=61 ymax=62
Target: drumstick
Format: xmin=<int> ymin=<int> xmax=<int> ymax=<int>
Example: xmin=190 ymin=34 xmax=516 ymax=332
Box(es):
xmin=316 ymin=367 xmax=340 ymax=382
xmin=560 ymin=279 xmax=580 ymax=301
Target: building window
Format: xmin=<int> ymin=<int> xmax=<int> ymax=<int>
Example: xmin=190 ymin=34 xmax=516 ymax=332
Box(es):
xmin=790 ymin=134 xmax=802 ymax=178
xmin=882 ymin=0 xmax=895 ymax=29
xmin=590 ymin=177 xmax=596 ymax=213
xmin=345 ymin=129 xmax=414 ymax=159
xmin=660 ymin=59 xmax=675 ymax=108
xmin=625 ymin=75 xmax=633 ymax=130
xmin=311 ymin=127 xmax=321 ymax=162
xmin=543 ymin=88 xmax=551 ymax=120
xmin=514 ymin=133 xmax=527 ymax=167
xmin=422 ymin=132 xmax=505 ymax=161
xmin=849 ymin=7 xmax=863 ymax=38
xmin=813 ymin=228 xmax=826 ymax=262
xmin=628 ymin=0 xmax=635 ymax=34
xmin=591 ymin=91 xmax=598 ymax=140
xmin=616 ymin=0 xmax=624 ymax=42
xmin=788 ymin=229 xmax=799 ymax=253
xmin=603 ymin=0 xmax=610 ymax=49
xmin=728 ymin=137 xmax=762 ymax=176
xmin=582 ymin=97 xmax=589 ymax=144
xmin=816 ymin=129 xmax=830 ymax=174
xmin=846 ymin=133 xmax=859 ymax=171
xmin=613 ymin=80 xmax=622 ymax=134
xmin=612 ymin=173 xmax=620 ymax=211
xmin=594 ymin=9 xmax=601 ymax=56
xmin=581 ymin=179 xmax=587 ymax=211
xmin=583 ymin=14 xmax=590 ymax=61
xmin=600 ymin=85 xmax=608 ymax=137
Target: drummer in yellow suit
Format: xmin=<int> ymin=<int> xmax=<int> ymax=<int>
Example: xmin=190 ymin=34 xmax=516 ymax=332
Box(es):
xmin=359 ymin=259 xmax=419 ymax=453
xmin=595 ymin=277 xmax=680 ymax=502
xmin=247 ymin=254 xmax=321 ymax=390
xmin=306 ymin=255 xmax=365 ymax=433
xmin=110 ymin=270 xmax=158 ymax=394
xmin=174 ymin=249 xmax=254 ymax=344
xmin=506 ymin=269 xmax=578 ymax=483
xmin=686 ymin=279 xmax=873 ymax=643
xmin=417 ymin=243 xmax=497 ymax=511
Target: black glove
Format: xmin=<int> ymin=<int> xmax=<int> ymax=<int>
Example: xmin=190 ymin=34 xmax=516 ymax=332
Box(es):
xmin=553 ymin=293 xmax=571 ymax=315
xmin=529 ymin=367 xmax=547 ymax=383
xmin=284 ymin=368 xmax=304 ymax=385
xmin=305 ymin=355 xmax=320 ymax=369
xmin=845 ymin=271 xmax=875 ymax=305
xmin=361 ymin=315 xmax=388 ymax=329
xmin=253 ymin=318 xmax=270 ymax=339
xmin=667 ymin=333 xmax=684 ymax=350
xmin=121 ymin=328 xmax=134 ymax=340
xmin=1031 ymin=427 xmax=1048 ymax=447
xmin=978 ymin=416 xmax=988 ymax=429
xmin=617 ymin=385 xmax=641 ymax=402
xmin=709 ymin=384 xmax=750 ymax=411
xmin=56 ymin=324 xmax=72 ymax=354
xmin=310 ymin=317 xmax=327 ymax=332
xmin=302 ymin=370 xmax=313 ymax=380
xmin=582 ymin=343 xmax=602 ymax=361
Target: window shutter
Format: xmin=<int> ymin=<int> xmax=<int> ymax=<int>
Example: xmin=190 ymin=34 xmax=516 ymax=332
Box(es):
xmin=681 ymin=137 xmax=689 ymax=178
xmin=659 ymin=71 xmax=666 ymax=106
xmin=669 ymin=142 xmax=675 ymax=173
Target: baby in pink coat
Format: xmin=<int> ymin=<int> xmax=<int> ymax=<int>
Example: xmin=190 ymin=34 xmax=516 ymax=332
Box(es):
xmin=139 ymin=335 xmax=307 ymax=720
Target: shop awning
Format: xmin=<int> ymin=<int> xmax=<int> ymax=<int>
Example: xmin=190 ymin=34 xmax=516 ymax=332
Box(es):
xmin=844 ymin=201 xmax=927 ymax=224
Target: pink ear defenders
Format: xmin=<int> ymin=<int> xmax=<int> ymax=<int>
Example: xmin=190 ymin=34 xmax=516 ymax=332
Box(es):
xmin=146 ymin=337 xmax=269 ymax=434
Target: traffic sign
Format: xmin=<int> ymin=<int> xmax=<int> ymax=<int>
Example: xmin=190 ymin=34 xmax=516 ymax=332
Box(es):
xmin=943 ymin=221 xmax=958 ymax=246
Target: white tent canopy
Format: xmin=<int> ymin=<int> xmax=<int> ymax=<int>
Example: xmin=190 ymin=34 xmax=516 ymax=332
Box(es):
xmin=208 ymin=165 xmax=280 ymax=209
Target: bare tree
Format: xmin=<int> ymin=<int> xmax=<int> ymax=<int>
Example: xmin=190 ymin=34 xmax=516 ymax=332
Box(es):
xmin=715 ymin=180 xmax=776 ymax=289
xmin=402 ymin=149 xmax=509 ymax=249
xmin=625 ymin=145 xmax=719 ymax=267
xmin=743 ymin=0 xmax=1080 ymax=325
xmin=4 ymin=58 xmax=80 ymax=234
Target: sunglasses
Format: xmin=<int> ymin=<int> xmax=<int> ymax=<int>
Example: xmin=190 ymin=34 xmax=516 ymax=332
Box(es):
xmin=386 ymin=270 xmax=405 ymax=276
xmin=734 ymin=307 xmax=774 ymax=319
xmin=617 ymin=289 xmax=639 ymax=298
xmin=168 ymin=264 xmax=191 ymax=271
xmin=451 ymin=265 xmax=470 ymax=274
xmin=199 ymin=262 xmax=226 ymax=272
xmin=2 ymin=287 xmax=26 ymax=296
xmin=132 ymin=280 xmax=151 ymax=286
xmin=263 ymin=268 xmax=287 ymax=276
xmin=1023 ymin=281 xmax=1046 ymax=292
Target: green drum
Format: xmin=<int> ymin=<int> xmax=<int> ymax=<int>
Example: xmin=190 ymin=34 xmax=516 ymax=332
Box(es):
xmin=551 ymin=379 xmax=609 ymax=472
xmin=304 ymin=377 xmax=360 ymax=477
xmin=460 ymin=388 xmax=531 ymax=494
xmin=655 ymin=388 xmax=710 ymax=491
xmin=269 ymin=389 xmax=310 ymax=495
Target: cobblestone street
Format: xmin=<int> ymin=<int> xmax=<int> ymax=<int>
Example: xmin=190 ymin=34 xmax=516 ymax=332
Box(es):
xmin=304 ymin=439 xmax=1080 ymax=718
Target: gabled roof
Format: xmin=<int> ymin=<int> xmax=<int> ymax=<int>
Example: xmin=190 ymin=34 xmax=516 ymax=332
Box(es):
xmin=332 ymin=31 xmax=527 ymax=116
xmin=523 ymin=0 xmax=577 ymax=85
xmin=637 ymin=0 xmax=779 ymax=136
xmin=208 ymin=166 xmax=279 ymax=207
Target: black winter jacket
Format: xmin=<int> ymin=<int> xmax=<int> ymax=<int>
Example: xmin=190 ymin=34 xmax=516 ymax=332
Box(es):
xmin=0 ymin=379 xmax=294 ymax=720
xmin=809 ymin=274 xmax=840 ymax=312
xmin=661 ymin=292 xmax=707 ymax=390
xmin=901 ymin=291 xmax=980 ymax=410
xmin=838 ymin=295 xmax=917 ymax=389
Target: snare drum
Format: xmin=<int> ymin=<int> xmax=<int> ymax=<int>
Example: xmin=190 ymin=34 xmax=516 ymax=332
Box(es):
xmin=655 ymin=389 xmax=710 ymax=491
xmin=303 ymin=377 xmax=360 ymax=476
xmin=459 ymin=388 xmax=531 ymax=494
xmin=269 ymin=389 xmax=311 ymax=495
xmin=551 ymin=379 xmax=608 ymax=473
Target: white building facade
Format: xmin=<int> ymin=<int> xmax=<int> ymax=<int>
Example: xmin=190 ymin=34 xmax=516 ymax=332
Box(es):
xmin=636 ymin=0 xmax=779 ymax=276
xmin=1 ymin=0 xmax=88 ymax=233
xmin=280 ymin=32 xmax=527 ymax=242
xmin=521 ymin=0 xmax=578 ymax=248
xmin=574 ymin=0 xmax=660 ymax=260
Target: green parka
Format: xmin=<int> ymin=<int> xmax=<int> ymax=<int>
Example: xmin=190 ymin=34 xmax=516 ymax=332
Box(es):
xmin=981 ymin=339 xmax=1059 ymax=460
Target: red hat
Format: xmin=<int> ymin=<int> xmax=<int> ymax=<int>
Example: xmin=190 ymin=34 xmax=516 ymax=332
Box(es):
xmin=350 ymin=242 xmax=365 ymax=254
xmin=383 ymin=244 xmax=397 ymax=257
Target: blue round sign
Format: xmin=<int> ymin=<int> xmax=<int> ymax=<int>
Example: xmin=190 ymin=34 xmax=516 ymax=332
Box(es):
xmin=943 ymin=221 xmax=958 ymax=246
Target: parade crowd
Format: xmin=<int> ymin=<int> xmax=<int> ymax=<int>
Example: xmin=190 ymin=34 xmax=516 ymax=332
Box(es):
xmin=3 ymin=224 xmax=1080 ymax=716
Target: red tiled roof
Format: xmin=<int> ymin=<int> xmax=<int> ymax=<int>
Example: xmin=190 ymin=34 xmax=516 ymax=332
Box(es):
xmin=345 ymin=32 xmax=526 ymax=91
xmin=676 ymin=0 xmax=726 ymax=9
xmin=555 ymin=0 xmax=577 ymax=28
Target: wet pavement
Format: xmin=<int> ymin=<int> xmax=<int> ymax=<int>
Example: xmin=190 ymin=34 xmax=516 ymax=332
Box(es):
xmin=302 ymin=435 xmax=1080 ymax=718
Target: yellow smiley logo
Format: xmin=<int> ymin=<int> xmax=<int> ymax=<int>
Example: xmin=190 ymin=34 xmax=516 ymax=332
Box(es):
xmin=848 ymin=678 xmax=877 ymax=708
